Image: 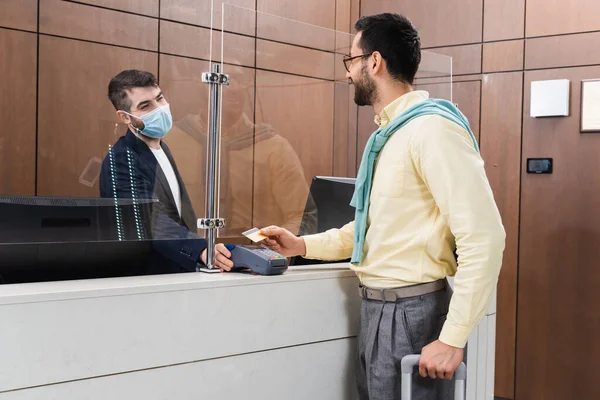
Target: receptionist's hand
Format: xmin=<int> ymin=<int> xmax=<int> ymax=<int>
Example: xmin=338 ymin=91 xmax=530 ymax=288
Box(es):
xmin=200 ymin=243 xmax=234 ymax=272
xmin=260 ymin=226 xmax=306 ymax=257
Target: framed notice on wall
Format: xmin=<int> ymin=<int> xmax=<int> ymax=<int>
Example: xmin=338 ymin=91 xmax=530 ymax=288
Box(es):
xmin=581 ymin=79 xmax=600 ymax=133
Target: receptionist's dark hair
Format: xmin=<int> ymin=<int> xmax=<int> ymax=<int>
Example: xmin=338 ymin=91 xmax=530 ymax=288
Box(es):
xmin=354 ymin=13 xmax=421 ymax=85
xmin=108 ymin=69 xmax=159 ymax=112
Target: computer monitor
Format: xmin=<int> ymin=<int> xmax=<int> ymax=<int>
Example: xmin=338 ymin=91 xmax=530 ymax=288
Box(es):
xmin=294 ymin=176 xmax=356 ymax=265
xmin=0 ymin=196 xmax=179 ymax=284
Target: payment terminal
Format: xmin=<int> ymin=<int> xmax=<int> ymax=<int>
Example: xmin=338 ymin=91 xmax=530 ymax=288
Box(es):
xmin=229 ymin=245 xmax=288 ymax=275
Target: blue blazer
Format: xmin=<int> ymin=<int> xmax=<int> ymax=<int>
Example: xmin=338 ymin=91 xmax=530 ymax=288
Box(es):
xmin=99 ymin=130 xmax=207 ymax=271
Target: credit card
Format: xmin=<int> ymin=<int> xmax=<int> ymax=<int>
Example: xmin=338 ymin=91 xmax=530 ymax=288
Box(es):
xmin=242 ymin=227 xmax=268 ymax=243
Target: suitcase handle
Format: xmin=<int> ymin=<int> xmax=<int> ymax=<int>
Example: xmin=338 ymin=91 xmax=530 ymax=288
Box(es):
xmin=400 ymin=354 xmax=467 ymax=400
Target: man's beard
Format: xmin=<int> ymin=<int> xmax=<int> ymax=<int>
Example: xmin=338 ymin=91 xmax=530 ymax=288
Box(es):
xmin=353 ymin=65 xmax=377 ymax=106
xmin=130 ymin=117 xmax=145 ymax=133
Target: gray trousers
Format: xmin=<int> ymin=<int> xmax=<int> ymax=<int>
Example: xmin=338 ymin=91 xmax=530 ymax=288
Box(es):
xmin=356 ymin=286 xmax=455 ymax=400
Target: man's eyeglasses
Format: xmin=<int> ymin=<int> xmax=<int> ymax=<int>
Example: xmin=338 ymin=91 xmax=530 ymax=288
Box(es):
xmin=342 ymin=52 xmax=374 ymax=72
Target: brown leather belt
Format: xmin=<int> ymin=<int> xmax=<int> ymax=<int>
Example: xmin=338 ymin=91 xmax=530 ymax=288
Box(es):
xmin=358 ymin=279 xmax=447 ymax=302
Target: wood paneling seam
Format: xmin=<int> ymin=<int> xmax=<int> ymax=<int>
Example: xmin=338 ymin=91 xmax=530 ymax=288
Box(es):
xmin=61 ymin=0 xmax=157 ymax=20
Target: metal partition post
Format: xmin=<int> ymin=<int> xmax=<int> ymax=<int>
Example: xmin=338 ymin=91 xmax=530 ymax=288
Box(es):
xmin=198 ymin=63 xmax=229 ymax=272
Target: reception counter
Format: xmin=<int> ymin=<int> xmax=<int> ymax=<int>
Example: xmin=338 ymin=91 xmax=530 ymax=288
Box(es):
xmin=0 ymin=265 xmax=360 ymax=399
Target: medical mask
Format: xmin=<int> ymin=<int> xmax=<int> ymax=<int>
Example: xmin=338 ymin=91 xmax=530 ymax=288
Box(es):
xmin=124 ymin=104 xmax=173 ymax=139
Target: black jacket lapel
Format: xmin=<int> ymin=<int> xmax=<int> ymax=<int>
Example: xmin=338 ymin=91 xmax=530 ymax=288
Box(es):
xmin=124 ymin=130 xmax=180 ymax=221
xmin=161 ymin=141 xmax=198 ymax=232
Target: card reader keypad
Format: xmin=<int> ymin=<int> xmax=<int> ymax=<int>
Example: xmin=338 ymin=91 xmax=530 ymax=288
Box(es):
xmin=256 ymin=248 xmax=285 ymax=259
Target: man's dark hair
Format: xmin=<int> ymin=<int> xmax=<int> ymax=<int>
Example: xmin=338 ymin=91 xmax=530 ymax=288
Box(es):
xmin=108 ymin=69 xmax=158 ymax=111
xmin=354 ymin=13 xmax=421 ymax=84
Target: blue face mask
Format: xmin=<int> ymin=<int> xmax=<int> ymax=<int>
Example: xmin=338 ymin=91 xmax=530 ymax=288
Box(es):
xmin=124 ymin=104 xmax=173 ymax=139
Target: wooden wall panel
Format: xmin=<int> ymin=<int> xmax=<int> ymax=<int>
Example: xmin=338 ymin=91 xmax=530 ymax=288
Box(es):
xmin=518 ymin=66 xmax=600 ymax=400
xmin=428 ymin=44 xmax=482 ymax=76
xmin=480 ymin=72 xmax=523 ymax=400
xmin=416 ymin=82 xmax=481 ymax=142
xmin=160 ymin=21 xmax=210 ymax=60
xmin=257 ymin=40 xmax=335 ymax=80
xmin=451 ymin=74 xmax=484 ymax=83
xmin=413 ymin=82 xmax=452 ymax=101
xmin=258 ymin=0 xmax=336 ymax=30
xmin=483 ymin=0 xmax=525 ymax=41
xmin=160 ymin=0 xmax=212 ymax=26
xmin=254 ymin=71 xmax=334 ymax=233
xmin=453 ymin=81 xmax=481 ymax=143
xmin=161 ymin=0 xmax=255 ymax=33
xmin=483 ymin=40 xmax=524 ymax=73
xmin=0 ymin=0 xmax=37 ymax=32
xmin=360 ymin=0 xmax=483 ymax=48
xmin=415 ymin=74 xmax=483 ymax=86
xmin=336 ymin=0 xmax=351 ymax=33
xmin=40 ymin=0 xmax=158 ymax=51
xmin=525 ymin=31 xmax=600 ymax=71
xmin=36 ymin=36 xmax=158 ymax=197
xmin=350 ymin=0 xmax=360 ymax=31
xmin=333 ymin=83 xmax=357 ymax=178
xmin=255 ymin=71 xmax=334 ymax=182
xmin=74 ymin=0 xmax=159 ymax=17
xmin=0 ymin=29 xmax=37 ymax=196
xmin=417 ymin=51 xmax=453 ymax=81
xmin=160 ymin=55 xmax=256 ymax=236
xmin=217 ymin=31 xmax=257 ymax=68
xmin=526 ymin=0 xmax=600 ymax=37
xmin=160 ymin=21 xmax=255 ymax=67
xmin=255 ymin=8 xmax=336 ymax=53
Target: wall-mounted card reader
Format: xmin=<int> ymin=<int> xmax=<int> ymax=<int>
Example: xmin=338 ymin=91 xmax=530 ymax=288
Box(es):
xmin=527 ymin=158 xmax=553 ymax=174
xmin=230 ymin=245 xmax=288 ymax=275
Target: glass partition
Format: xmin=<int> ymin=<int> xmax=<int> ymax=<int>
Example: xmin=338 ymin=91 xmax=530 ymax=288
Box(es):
xmin=0 ymin=2 xmax=216 ymax=283
xmin=414 ymin=50 xmax=453 ymax=101
xmin=212 ymin=3 xmax=452 ymax=238
xmin=210 ymin=3 xmax=354 ymax=238
xmin=0 ymin=1 xmax=451 ymax=282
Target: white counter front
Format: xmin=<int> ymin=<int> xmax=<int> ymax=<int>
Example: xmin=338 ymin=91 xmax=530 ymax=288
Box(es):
xmin=0 ymin=265 xmax=360 ymax=399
